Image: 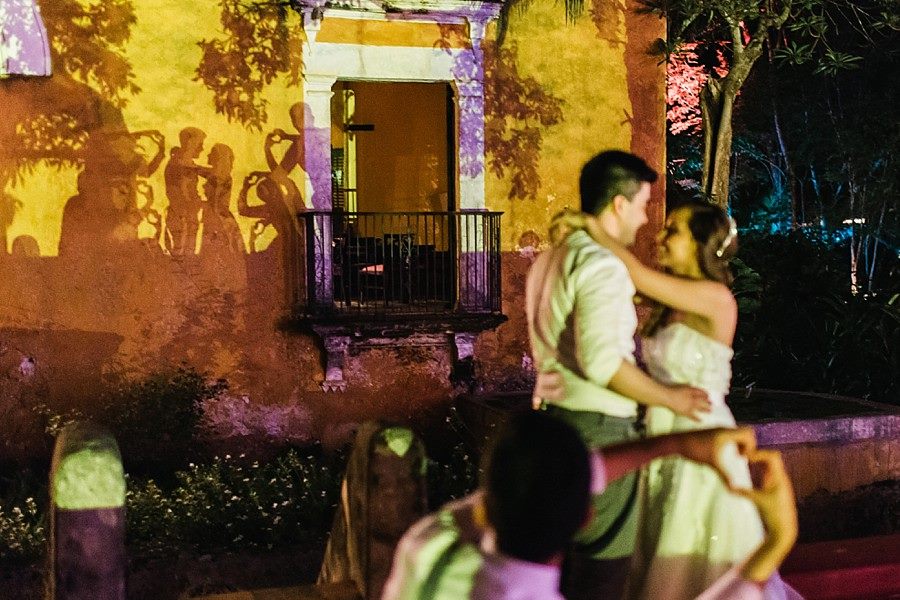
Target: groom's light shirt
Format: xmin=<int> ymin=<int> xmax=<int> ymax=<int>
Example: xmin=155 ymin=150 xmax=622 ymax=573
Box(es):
xmin=526 ymin=229 xmax=638 ymax=418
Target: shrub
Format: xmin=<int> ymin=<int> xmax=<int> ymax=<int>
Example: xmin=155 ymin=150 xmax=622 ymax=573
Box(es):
xmin=0 ymin=497 xmax=45 ymax=562
xmin=100 ymin=367 xmax=227 ymax=475
xmin=126 ymin=449 xmax=343 ymax=557
xmin=733 ymin=231 xmax=900 ymax=405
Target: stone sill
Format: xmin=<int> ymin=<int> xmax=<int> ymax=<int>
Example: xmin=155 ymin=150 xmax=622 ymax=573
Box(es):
xmin=283 ymin=311 xmax=507 ymax=338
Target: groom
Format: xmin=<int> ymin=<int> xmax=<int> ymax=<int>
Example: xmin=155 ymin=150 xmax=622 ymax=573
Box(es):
xmin=526 ymin=150 xmax=711 ymax=599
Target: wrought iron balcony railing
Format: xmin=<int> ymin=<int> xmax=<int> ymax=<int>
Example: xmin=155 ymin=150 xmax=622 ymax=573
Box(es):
xmin=296 ymin=211 xmax=502 ymax=318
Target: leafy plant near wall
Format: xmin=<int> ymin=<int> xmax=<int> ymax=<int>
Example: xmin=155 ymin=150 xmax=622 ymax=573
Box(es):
xmin=126 ymin=449 xmax=342 ymax=557
xmin=0 ymin=405 xmax=482 ymax=564
xmin=100 ymin=367 xmax=228 ymax=476
xmin=0 ymin=497 xmax=44 ymax=562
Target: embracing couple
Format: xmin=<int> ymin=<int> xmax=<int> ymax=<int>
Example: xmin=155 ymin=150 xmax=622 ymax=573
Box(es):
xmin=527 ymin=151 xmax=799 ymax=600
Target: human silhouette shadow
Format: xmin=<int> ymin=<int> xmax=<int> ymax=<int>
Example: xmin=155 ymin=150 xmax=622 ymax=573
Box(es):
xmin=201 ymin=143 xmax=243 ymax=255
xmin=164 ymin=127 xmax=209 ymax=256
xmin=0 ymin=192 xmax=22 ymax=255
xmin=58 ymin=131 xmax=156 ymax=257
xmin=237 ymin=171 xmax=294 ymax=254
xmin=263 ymin=102 xmax=305 ymax=213
xmin=238 ymin=170 xmax=303 ymax=309
xmin=10 ymin=235 xmax=40 ymax=258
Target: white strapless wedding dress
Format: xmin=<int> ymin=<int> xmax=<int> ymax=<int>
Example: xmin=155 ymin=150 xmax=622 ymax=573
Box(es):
xmin=627 ymin=323 xmax=797 ymax=600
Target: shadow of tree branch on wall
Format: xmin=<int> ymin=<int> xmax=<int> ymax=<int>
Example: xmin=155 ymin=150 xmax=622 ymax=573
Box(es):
xmin=437 ymin=24 xmax=564 ymax=201
xmin=590 ymin=0 xmax=626 ymax=48
xmin=195 ymin=0 xmax=303 ymax=131
xmin=0 ymin=0 xmax=138 ymax=176
xmin=0 ymin=0 xmax=139 ymax=254
xmin=483 ymin=41 xmax=564 ymax=200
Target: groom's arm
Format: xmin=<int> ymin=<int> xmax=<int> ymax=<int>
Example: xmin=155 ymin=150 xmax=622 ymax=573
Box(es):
xmin=608 ymin=363 xmax=711 ymax=421
xmin=574 ymin=257 xmax=710 ymax=420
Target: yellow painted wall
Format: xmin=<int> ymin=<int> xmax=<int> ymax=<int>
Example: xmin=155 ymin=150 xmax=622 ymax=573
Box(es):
xmin=483 ymin=2 xmax=665 ymax=252
xmin=0 ymin=0 xmax=665 ymax=449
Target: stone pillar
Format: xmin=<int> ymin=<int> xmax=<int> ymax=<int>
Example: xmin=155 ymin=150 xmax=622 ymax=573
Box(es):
xmin=455 ymin=17 xmax=489 ymax=311
xmin=456 ymin=82 xmax=486 ymax=211
xmin=315 ymin=328 xmax=350 ymax=392
xmin=50 ymin=421 xmax=126 ymax=600
xmin=302 ymin=74 xmax=337 ymax=309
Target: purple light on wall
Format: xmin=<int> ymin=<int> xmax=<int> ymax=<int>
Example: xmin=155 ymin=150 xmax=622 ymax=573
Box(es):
xmin=458 ymin=91 xmax=485 ymax=178
xmin=1 ymin=0 xmax=51 ymax=77
xmin=449 ymin=40 xmax=486 ymax=179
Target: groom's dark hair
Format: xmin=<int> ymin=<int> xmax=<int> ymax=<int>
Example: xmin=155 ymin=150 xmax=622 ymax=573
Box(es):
xmin=580 ymin=150 xmax=657 ymax=216
xmin=483 ymin=411 xmax=591 ymax=563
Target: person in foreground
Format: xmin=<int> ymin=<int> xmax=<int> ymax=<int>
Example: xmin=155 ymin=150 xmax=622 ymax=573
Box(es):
xmin=381 ymin=411 xmax=798 ymax=600
xmin=560 ymin=201 xmax=797 ymax=599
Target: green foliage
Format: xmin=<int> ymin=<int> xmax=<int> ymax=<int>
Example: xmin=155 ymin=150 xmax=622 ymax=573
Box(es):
xmin=733 ymin=232 xmax=900 ymax=404
xmin=0 ymin=497 xmax=45 ymax=562
xmin=813 ymin=50 xmax=863 ymax=75
xmin=730 ymin=256 xmax=763 ymax=314
xmin=100 ymin=367 xmax=227 ymax=474
xmin=126 ymin=450 xmax=342 ymax=557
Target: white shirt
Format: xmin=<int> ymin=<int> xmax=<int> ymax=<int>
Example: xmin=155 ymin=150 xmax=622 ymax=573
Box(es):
xmin=382 ymin=456 xmax=784 ymax=600
xmin=526 ymin=230 xmax=639 ymax=417
xmin=381 ymin=492 xmax=564 ymax=600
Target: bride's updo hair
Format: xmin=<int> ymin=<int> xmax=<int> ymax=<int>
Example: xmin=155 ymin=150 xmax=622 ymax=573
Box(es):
xmin=678 ymin=201 xmax=738 ymax=286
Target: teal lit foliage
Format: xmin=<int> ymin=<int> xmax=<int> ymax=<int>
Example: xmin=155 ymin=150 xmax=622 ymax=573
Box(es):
xmin=732 ymin=231 xmax=900 ymax=405
xmin=100 ymin=367 xmax=227 ymax=474
xmin=126 ymin=449 xmax=342 ymax=556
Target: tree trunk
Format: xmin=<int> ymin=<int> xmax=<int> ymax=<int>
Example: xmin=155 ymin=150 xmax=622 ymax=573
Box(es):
xmin=700 ymin=78 xmax=736 ymax=208
xmin=700 ymin=78 xmax=722 ymax=200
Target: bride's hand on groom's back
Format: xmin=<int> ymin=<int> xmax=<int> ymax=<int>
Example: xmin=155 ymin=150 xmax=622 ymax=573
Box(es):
xmin=666 ymin=384 xmax=712 ymax=421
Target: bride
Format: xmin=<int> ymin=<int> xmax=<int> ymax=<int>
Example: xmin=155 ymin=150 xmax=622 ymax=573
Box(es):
xmin=558 ymin=201 xmax=797 ymax=599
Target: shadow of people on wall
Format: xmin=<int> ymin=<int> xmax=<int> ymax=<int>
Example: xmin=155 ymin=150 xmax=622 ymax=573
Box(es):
xmin=264 ymin=102 xmax=305 ymax=212
xmin=201 ymin=143 xmax=243 ymax=255
xmin=58 ymin=132 xmax=153 ymax=257
xmin=0 ymin=193 xmax=22 ymax=255
xmin=10 ymin=235 xmax=40 ymax=258
xmin=238 ymin=171 xmax=295 ymax=254
xmin=0 ymin=0 xmax=140 ymax=245
xmin=238 ymin=170 xmax=303 ymax=310
xmin=164 ymin=127 xmax=209 ymax=256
